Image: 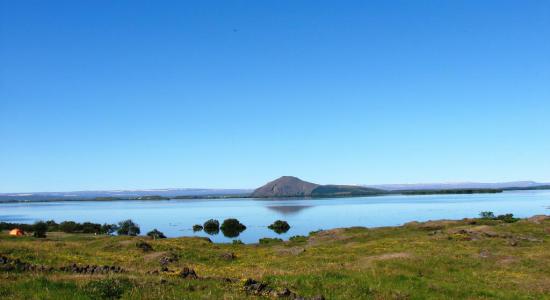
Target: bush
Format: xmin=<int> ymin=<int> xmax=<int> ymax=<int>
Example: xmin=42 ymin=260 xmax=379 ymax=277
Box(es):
xmin=146 ymin=229 xmax=166 ymax=239
xmin=117 ymin=219 xmax=140 ymax=236
xmin=479 ymin=211 xmax=495 ymax=219
xmin=136 ymin=241 xmax=153 ymax=252
xmin=33 ymin=221 xmax=48 ymax=238
xmin=85 ymin=277 xmax=132 ymax=299
xmin=192 ymin=224 xmax=203 ymax=232
xmin=268 ymin=220 xmax=290 ymax=234
xmin=496 ymin=213 xmax=519 ymax=223
xmin=220 ymin=218 xmax=247 ymax=238
xmin=203 ymin=219 xmax=220 ymax=235
xmin=232 ymin=239 xmax=244 ymax=245
xmin=259 ymin=237 xmax=283 ymax=244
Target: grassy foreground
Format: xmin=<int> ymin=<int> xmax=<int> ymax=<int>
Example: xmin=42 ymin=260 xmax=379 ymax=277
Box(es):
xmin=1 ymin=215 xmax=549 ymax=299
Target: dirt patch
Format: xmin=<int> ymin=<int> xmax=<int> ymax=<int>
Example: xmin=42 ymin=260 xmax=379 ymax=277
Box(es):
xmin=354 ymin=252 xmax=412 ymax=268
xmin=118 ymin=240 xmax=135 ymax=246
xmin=143 ymin=251 xmax=168 ymax=262
xmin=307 ymin=228 xmax=350 ymax=246
xmin=418 ymin=220 xmax=461 ymax=231
xmin=275 ymin=246 xmax=306 ymax=256
xmin=497 ymin=256 xmax=518 ymax=266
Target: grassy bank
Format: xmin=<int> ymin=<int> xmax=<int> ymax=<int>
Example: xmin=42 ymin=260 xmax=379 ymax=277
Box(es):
xmin=1 ymin=215 xmax=549 ymax=299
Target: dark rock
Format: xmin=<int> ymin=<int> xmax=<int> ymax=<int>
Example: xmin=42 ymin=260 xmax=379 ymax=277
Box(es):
xmin=179 ymin=267 xmax=198 ymax=279
xmin=159 ymin=253 xmax=179 ymax=266
xmin=243 ymin=278 xmax=272 ymax=295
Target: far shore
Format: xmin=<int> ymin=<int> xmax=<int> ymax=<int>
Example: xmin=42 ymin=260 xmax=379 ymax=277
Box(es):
xmin=0 ymin=187 xmax=527 ymax=203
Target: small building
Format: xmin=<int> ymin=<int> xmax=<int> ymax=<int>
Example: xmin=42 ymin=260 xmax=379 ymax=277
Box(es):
xmin=9 ymin=228 xmax=24 ymax=236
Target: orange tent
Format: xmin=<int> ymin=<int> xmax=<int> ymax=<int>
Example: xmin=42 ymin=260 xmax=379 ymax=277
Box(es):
xmin=9 ymin=228 xmax=24 ymax=236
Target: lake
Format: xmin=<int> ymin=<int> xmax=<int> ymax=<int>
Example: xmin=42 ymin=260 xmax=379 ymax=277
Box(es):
xmin=1 ymin=190 xmax=549 ymax=243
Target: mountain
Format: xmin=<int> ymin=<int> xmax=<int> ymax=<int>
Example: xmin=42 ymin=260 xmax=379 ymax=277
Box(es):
xmin=250 ymin=176 xmax=319 ymax=198
xmin=366 ymin=181 xmax=550 ymax=191
xmin=251 ymin=176 xmax=386 ymax=198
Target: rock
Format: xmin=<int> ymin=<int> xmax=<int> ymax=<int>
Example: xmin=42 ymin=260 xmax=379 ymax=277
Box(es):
xmin=275 ymin=288 xmax=293 ymax=297
xmin=179 ymin=267 xmax=198 ymax=279
xmin=159 ymin=253 xmax=179 ymax=266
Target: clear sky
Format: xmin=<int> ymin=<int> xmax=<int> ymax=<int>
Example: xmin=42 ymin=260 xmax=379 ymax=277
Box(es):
xmin=1 ymin=1 xmax=549 ymax=192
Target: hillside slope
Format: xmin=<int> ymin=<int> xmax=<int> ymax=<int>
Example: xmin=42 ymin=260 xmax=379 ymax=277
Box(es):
xmin=250 ymin=176 xmax=319 ymax=198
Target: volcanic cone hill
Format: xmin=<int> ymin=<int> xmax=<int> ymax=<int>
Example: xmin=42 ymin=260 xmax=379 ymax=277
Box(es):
xmin=250 ymin=176 xmax=386 ymax=198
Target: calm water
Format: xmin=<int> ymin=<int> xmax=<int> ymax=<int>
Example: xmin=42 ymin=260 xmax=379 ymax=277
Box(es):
xmin=1 ymin=190 xmax=549 ymax=243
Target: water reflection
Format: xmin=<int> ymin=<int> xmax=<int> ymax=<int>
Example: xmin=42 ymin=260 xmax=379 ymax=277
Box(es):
xmin=265 ymin=205 xmax=311 ymax=215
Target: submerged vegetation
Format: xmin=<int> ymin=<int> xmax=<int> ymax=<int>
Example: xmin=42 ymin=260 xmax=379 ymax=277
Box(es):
xmin=268 ymin=220 xmax=291 ymax=234
xmin=1 ymin=214 xmax=548 ymax=299
xmin=203 ymin=219 xmax=220 ymax=235
xmin=220 ymin=219 xmax=247 ymax=238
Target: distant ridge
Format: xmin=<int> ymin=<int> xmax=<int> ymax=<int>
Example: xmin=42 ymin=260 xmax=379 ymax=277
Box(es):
xmin=366 ymin=181 xmax=550 ymax=191
xmin=251 ymin=176 xmax=385 ymax=198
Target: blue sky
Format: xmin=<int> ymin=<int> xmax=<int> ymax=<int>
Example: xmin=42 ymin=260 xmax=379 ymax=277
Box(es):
xmin=1 ymin=1 xmax=549 ymax=192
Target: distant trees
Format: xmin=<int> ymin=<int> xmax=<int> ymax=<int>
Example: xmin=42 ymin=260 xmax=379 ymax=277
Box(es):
xmin=117 ymin=219 xmax=141 ymax=236
xmin=192 ymin=224 xmax=203 ymax=232
xmin=480 ymin=211 xmax=495 ymax=219
xmin=479 ymin=211 xmax=519 ymax=223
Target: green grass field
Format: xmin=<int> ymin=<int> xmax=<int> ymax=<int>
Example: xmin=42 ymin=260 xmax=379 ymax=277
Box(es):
xmin=1 ymin=215 xmax=549 ymax=299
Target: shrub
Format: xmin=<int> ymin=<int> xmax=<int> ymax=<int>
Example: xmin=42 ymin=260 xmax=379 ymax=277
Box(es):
xmin=192 ymin=224 xmax=203 ymax=232
xmin=136 ymin=241 xmax=153 ymax=252
xmin=496 ymin=213 xmax=519 ymax=223
xmin=479 ymin=211 xmax=495 ymax=219
xmin=232 ymin=239 xmax=244 ymax=245
xmin=268 ymin=220 xmax=290 ymax=234
xmin=220 ymin=218 xmax=247 ymax=238
xmin=146 ymin=229 xmax=166 ymax=239
xmin=117 ymin=219 xmax=140 ymax=236
xmin=33 ymin=221 xmax=48 ymax=238
xmin=259 ymin=237 xmax=283 ymax=244
xmin=85 ymin=277 xmax=132 ymax=299
xmin=203 ymin=219 xmax=220 ymax=235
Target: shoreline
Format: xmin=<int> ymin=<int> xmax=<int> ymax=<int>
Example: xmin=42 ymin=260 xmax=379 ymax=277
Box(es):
xmin=0 ymin=188 xmax=530 ymax=204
